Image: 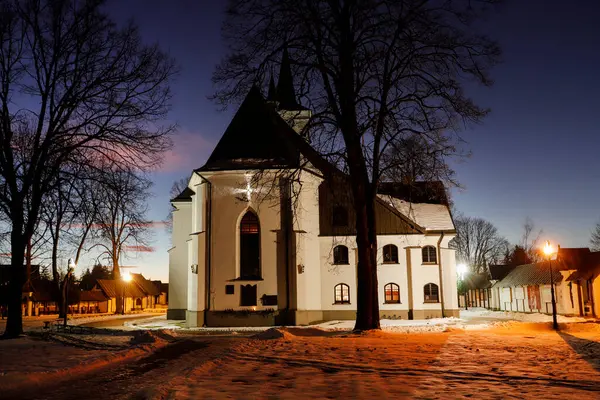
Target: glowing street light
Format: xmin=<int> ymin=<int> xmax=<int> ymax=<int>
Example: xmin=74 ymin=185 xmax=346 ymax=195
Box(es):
xmin=543 ymin=241 xmax=559 ymax=330
xmin=121 ymin=272 xmax=132 ymax=315
xmin=457 ymin=263 xmax=468 ymax=280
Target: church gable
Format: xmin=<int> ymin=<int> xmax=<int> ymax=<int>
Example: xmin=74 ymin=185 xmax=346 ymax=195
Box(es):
xmin=198 ymin=86 xmax=302 ymax=172
xmin=318 ymin=181 xmax=423 ymax=236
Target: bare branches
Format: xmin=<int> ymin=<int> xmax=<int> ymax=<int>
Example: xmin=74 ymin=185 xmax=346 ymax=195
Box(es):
xmin=451 ymin=212 xmax=509 ymax=273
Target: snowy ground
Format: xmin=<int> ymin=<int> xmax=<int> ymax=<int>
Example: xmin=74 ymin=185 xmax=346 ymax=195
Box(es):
xmin=2 ymin=310 xmax=599 ymax=399
xmin=124 ymin=308 xmax=590 ymax=334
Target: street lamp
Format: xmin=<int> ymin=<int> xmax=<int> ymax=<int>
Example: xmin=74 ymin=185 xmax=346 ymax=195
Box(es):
xmin=543 ymin=241 xmax=559 ymax=330
xmin=121 ymin=272 xmax=132 ymax=315
xmin=457 ymin=263 xmax=468 ymax=310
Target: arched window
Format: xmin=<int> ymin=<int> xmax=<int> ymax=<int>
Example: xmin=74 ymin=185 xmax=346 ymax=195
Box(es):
xmin=332 ymin=206 xmax=348 ymax=227
xmin=382 ymin=244 xmax=399 ymax=263
xmin=334 ymin=283 xmax=350 ymax=304
xmin=333 ymin=245 xmax=349 ymax=265
xmin=384 ymin=283 xmax=400 ymax=303
xmin=240 ymin=211 xmax=261 ymax=279
xmin=424 ymin=283 xmax=439 ymax=303
xmin=422 ymin=246 xmax=437 ymax=264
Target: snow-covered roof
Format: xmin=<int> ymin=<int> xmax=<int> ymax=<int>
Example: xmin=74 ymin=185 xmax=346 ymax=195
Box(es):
xmin=378 ymin=195 xmax=454 ymax=231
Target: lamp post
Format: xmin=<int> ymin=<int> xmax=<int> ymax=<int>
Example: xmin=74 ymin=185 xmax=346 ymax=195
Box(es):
xmin=543 ymin=241 xmax=559 ymax=330
xmin=121 ymin=272 xmax=132 ymax=315
xmin=63 ymin=258 xmax=76 ymax=327
xmin=457 ymin=263 xmax=468 ymax=310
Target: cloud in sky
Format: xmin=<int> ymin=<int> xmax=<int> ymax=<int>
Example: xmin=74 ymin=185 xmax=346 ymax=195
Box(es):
xmin=160 ymin=128 xmax=214 ymax=173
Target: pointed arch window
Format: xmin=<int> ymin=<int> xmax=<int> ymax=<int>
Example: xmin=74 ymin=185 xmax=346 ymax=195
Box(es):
xmin=422 ymin=246 xmax=437 ymax=264
xmin=383 ymin=244 xmax=399 ymax=263
xmin=240 ymin=211 xmax=261 ymax=279
xmin=424 ymin=283 xmax=439 ymax=303
xmin=384 ymin=283 xmax=400 ymax=303
xmin=333 ymin=245 xmax=349 ymax=265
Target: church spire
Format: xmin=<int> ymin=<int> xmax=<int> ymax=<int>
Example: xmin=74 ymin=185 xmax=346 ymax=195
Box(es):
xmin=267 ymin=72 xmax=277 ymax=102
xmin=276 ymin=47 xmax=301 ymax=110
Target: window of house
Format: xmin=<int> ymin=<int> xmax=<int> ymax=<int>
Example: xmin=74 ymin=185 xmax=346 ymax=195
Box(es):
xmin=384 ymin=283 xmax=400 ymax=303
xmin=240 ymin=284 xmax=257 ymax=306
xmin=333 ymin=245 xmax=349 ymax=265
xmin=424 ymin=283 xmax=439 ymax=303
xmin=334 ymin=283 xmax=350 ymax=304
xmin=383 ymin=244 xmax=399 ymax=263
xmin=422 ymin=246 xmax=437 ymax=264
xmin=225 ymin=285 xmax=234 ymax=295
xmin=332 ymin=206 xmax=348 ymax=227
xmin=240 ymin=211 xmax=261 ymax=279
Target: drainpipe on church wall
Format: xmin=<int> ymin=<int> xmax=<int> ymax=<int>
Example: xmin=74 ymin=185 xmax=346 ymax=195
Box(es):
xmin=437 ymin=232 xmax=446 ymax=317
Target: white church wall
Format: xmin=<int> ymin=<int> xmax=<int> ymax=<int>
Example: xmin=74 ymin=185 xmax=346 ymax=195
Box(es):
xmin=207 ymin=171 xmax=280 ymax=311
xmin=293 ymin=171 xmax=323 ymax=313
xmin=167 ymin=202 xmax=192 ymax=319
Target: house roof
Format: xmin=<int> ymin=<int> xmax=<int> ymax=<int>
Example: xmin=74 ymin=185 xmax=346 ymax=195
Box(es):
xmin=379 ymin=195 xmax=454 ymax=231
xmin=130 ymin=273 xmax=160 ymax=296
xmin=171 ymin=187 xmax=194 ymax=203
xmin=96 ymin=279 xmax=146 ymax=298
xmin=152 ymin=280 xmax=168 ymax=293
xmin=80 ymin=290 xmax=109 ymax=302
xmin=493 ymin=262 xmax=563 ymax=288
xmin=378 ymin=181 xmax=449 ymax=205
xmin=489 ymin=264 xmax=516 ymax=281
xmin=197 ymin=86 xmax=303 ymax=172
xmin=463 ymin=273 xmax=492 ymax=290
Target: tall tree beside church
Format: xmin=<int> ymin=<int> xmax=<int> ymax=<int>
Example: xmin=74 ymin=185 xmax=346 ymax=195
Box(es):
xmin=0 ymin=0 xmax=175 ymax=338
xmin=213 ymin=0 xmax=501 ymax=330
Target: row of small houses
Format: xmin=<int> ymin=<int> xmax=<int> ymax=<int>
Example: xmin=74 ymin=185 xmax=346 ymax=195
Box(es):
xmin=0 ymin=265 xmax=168 ymax=316
xmin=461 ymin=247 xmax=600 ymax=318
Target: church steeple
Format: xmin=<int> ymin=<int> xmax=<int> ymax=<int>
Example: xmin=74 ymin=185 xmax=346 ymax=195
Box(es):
xmin=267 ymin=72 xmax=277 ymax=102
xmin=276 ymin=47 xmax=302 ymax=110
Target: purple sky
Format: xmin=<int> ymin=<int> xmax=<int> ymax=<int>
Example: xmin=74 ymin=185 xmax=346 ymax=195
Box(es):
xmin=99 ymin=1 xmax=600 ymax=281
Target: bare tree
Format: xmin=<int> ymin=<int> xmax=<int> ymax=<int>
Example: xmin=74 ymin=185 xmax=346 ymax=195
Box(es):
xmin=0 ymin=0 xmax=176 ymax=337
xmin=450 ymin=213 xmax=509 ymax=274
xmin=213 ymin=0 xmax=501 ymax=330
xmin=521 ymin=217 xmax=542 ymax=262
xmin=90 ymin=168 xmax=152 ymax=313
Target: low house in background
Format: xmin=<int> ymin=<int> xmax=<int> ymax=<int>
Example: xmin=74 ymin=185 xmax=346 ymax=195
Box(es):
xmin=88 ymin=273 xmax=161 ymax=313
xmin=488 ymin=264 xmax=517 ymax=310
xmin=153 ymin=281 xmax=168 ymax=305
xmin=461 ymin=273 xmax=492 ymax=309
xmin=0 ymin=264 xmax=58 ymax=316
xmin=491 ymin=247 xmax=599 ymax=317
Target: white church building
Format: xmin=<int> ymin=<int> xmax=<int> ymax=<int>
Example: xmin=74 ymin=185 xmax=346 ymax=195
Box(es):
xmin=168 ymin=52 xmax=459 ymax=327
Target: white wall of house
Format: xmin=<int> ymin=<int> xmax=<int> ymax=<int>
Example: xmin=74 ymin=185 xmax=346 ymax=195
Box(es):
xmin=168 ymin=202 xmax=192 ymax=315
xmin=319 ymin=233 xmax=458 ymax=316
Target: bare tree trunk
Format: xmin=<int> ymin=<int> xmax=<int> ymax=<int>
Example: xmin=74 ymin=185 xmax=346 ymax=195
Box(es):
xmin=112 ymin=253 xmax=121 ymax=314
xmin=3 ymin=216 xmax=26 ymax=339
xmin=51 ymin=230 xmax=65 ymax=319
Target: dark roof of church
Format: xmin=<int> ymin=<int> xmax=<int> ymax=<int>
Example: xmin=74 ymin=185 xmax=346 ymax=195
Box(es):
xmin=197 ymin=86 xmax=303 ymax=172
xmin=378 ymin=181 xmax=449 ymax=205
xmin=171 ymin=187 xmax=194 ymax=203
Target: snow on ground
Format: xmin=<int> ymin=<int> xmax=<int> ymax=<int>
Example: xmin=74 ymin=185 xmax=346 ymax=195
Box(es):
xmin=163 ymin=323 xmax=600 ymax=399
xmin=127 ymin=308 xmax=589 ymax=334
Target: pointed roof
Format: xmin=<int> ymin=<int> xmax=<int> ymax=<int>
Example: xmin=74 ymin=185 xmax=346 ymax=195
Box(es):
xmin=275 ymin=48 xmax=308 ymax=111
xmin=267 ymin=73 xmax=277 ymax=102
xmin=197 ymin=86 xmax=302 ymax=171
xmin=171 ymin=187 xmax=194 ymax=202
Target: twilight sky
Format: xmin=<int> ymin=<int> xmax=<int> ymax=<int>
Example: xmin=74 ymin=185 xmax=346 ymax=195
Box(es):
xmin=97 ymin=0 xmax=600 ymax=282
